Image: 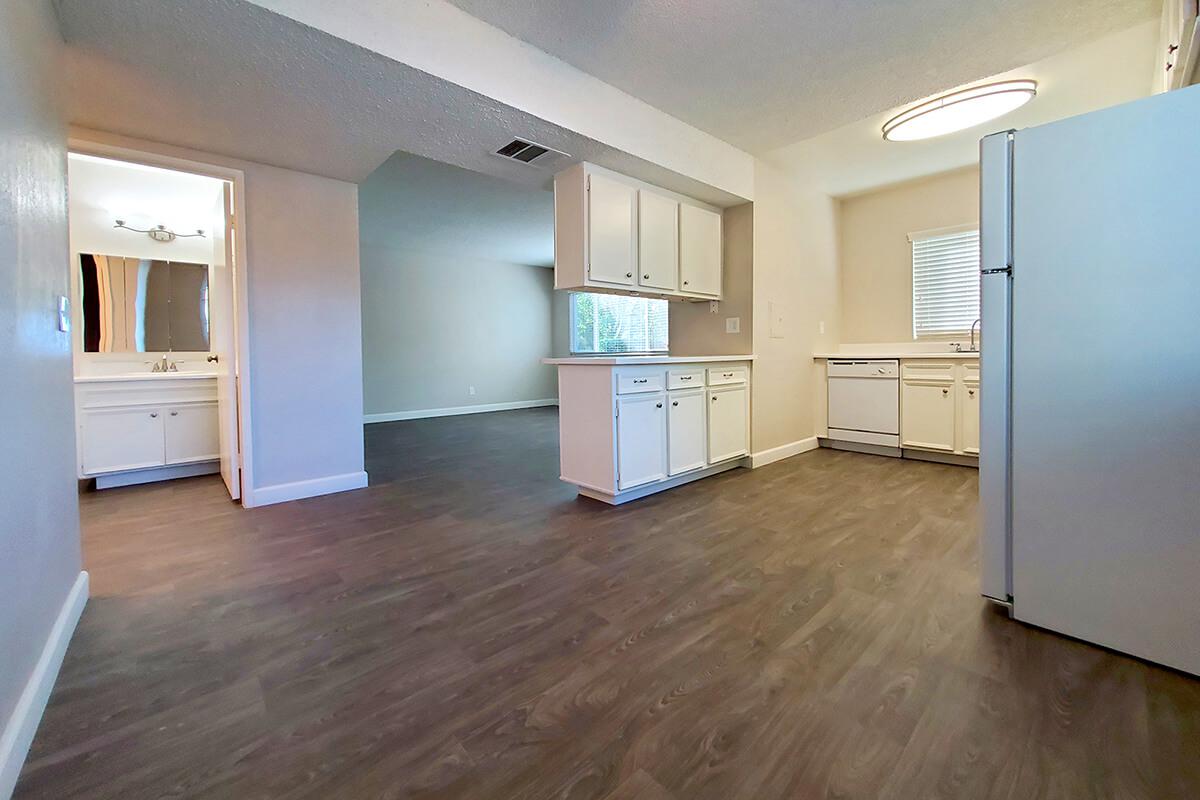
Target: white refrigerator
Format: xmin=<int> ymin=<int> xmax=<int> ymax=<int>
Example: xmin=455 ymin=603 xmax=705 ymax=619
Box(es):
xmin=979 ymin=85 xmax=1200 ymax=676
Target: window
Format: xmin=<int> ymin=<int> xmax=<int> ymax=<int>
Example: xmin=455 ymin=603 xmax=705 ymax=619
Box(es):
xmin=570 ymin=292 xmax=668 ymax=354
xmin=911 ymin=226 xmax=981 ymax=337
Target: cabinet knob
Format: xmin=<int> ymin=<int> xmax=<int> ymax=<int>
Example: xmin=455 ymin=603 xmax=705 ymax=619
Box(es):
xmin=655 ymin=402 xmax=663 ymax=408
xmin=942 ymin=388 xmax=949 ymax=395
xmin=150 ymin=412 xmax=158 ymax=418
xmin=672 ymin=401 xmax=678 ymax=407
xmin=626 ymin=272 xmax=633 ymax=278
xmin=683 ymin=280 xmax=689 ymax=285
xmin=170 ymin=411 xmax=179 ymax=416
xmin=968 ymin=389 xmax=975 ymax=396
xmin=712 ymin=396 xmax=718 ymax=402
xmin=643 ymin=274 xmax=650 ymax=279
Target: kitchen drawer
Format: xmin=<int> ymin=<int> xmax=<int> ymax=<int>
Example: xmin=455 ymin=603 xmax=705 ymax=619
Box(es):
xmin=961 ymin=360 xmax=980 ymax=383
xmin=616 ymin=370 xmax=665 ymax=394
xmin=900 ymin=361 xmax=955 ymax=382
xmin=668 ymin=368 xmax=705 ymax=389
xmin=707 ymin=366 xmax=748 ymax=386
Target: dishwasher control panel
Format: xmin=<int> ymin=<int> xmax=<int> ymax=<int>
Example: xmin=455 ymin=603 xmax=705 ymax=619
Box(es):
xmin=827 ymin=359 xmax=899 ymax=378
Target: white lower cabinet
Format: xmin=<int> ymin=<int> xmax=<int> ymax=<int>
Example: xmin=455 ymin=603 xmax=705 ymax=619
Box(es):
xmin=81 ymin=406 xmax=166 ymax=474
xmin=165 ymin=403 xmax=221 ymax=464
xmin=551 ymin=359 xmax=752 ymax=503
xmin=707 ymin=384 xmax=749 ymax=462
xmin=617 ymin=392 xmax=668 ymax=490
xmin=901 ymin=380 xmax=956 ymax=452
xmin=960 ymin=380 xmax=980 ymax=455
xmin=667 ymin=388 xmax=706 ymax=475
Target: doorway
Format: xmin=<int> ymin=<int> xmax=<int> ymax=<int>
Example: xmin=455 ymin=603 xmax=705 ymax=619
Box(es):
xmin=66 ymin=144 xmax=252 ymax=504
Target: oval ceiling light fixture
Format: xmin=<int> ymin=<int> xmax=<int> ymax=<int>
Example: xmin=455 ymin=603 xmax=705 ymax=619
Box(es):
xmin=882 ymin=79 xmax=1037 ymax=141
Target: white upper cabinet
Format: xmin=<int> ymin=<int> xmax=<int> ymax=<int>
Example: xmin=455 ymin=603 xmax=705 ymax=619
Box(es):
xmin=554 ymin=163 xmax=722 ymax=300
xmin=679 ymin=204 xmax=722 ymax=297
xmin=586 ymin=173 xmax=637 ymax=286
xmin=637 ymin=190 xmax=679 ymax=292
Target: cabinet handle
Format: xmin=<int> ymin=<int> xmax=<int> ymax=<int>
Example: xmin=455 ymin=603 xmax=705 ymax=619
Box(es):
xmin=672 ymin=401 xmax=679 ymax=407
xmin=149 ymin=412 xmax=158 ymax=418
xmin=625 ymin=272 xmax=633 ymax=278
xmin=656 ymin=402 xmax=663 ymax=408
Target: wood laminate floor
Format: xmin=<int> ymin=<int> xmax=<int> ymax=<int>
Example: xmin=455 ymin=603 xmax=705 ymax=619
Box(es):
xmin=16 ymin=408 xmax=1200 ymax=799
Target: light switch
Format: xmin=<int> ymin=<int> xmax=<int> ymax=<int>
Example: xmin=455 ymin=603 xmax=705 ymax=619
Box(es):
xmin=725 ymin=317 xmax=740 ymax=334
xmin=57 ymin=295 xmax=70 ymax=333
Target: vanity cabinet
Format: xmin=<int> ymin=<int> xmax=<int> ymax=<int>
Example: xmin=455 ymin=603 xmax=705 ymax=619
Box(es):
xmin=549 ymin=358 xmax=751 ymax=503
xmin=554 ymin=163 xmax=723 ymax=301
xmin=75 ymin=375 xmax=221 ymax=488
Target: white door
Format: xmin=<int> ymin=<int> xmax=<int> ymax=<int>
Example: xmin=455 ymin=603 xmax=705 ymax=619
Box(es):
xmin=210 ymin=184 xmax=241 ymax=500
xmin=637 ymin=190 xmax=678 ymax=291
xmin=679 ymin=204 xmax=721 ymax=296
xmin=617 ymin=392 xmax=667 ymax=490
xmin=587 ymin=173 xmax=637 ymax=286
xmin=667 ymin=389 xmax=706 ymax=475
xmin=960 ymin=383 xmax=980 ymax=455
xmin=164 ymin=403 xmax=221 ymax=464
xmin=81 ymin=407 xmax=165 ymax=475
xmin=900 ymin=381 xmax=955 ymax=452
xmin=707 ymin=385 xmax=747 ymax=462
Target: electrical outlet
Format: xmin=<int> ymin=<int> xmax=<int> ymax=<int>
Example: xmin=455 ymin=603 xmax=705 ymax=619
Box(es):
xmin=468 ymin=385 xmax=476 ymax=396
xmin=709 ymin=300 xmax=719 ymax=314
xmin=725 ymin=317 xmax=740 ymax=334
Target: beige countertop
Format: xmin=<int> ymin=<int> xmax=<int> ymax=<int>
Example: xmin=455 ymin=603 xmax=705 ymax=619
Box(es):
xmin=813 ymin=351 xmax=980 ymax=360
xmin=544 ymin=354 xmax=755 ymax=366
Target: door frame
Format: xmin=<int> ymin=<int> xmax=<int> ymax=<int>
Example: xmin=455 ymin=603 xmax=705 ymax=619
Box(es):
xmin=67 ymin=137 xmax=255 ymax=506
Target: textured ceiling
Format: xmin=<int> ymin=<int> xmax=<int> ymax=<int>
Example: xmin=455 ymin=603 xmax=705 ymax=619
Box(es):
xmin=769 ymin=20 xmax=1159 ymax=197
xmin=444 ymin=0 xmax=1159 ymax=152
xmin=54 ymin=0 xmax=747 ymax=205
xmin=359 ymin=152 xmax=553 ymax=267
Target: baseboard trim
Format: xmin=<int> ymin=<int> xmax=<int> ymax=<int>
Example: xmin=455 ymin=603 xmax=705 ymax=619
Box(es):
xmin=1 ymin=571 xmax=89 ymax=800
xmin=364 ymin=399 xmax=558 ymax=424
xmin=248 ymin=470 xmax=369 ymax=508
xmin=94 ymin=460 xmax=219 ymax=489
xmin=749 ymin=436 xmax=819 ymax=468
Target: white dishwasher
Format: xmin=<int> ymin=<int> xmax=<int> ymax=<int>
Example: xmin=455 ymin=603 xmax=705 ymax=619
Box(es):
xmin=826 ymin=360 xmax=900 ymax=448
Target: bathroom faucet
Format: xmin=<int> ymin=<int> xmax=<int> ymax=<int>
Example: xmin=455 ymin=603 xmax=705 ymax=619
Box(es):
xmin=151 ymin=354 xmax=176 ymax=373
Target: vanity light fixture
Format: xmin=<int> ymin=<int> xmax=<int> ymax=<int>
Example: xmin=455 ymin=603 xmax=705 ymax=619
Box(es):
xmin=114 ymin=219 xmax=206 ymax=243
xmin=882 ymin=80 xmax=1037 ymax=141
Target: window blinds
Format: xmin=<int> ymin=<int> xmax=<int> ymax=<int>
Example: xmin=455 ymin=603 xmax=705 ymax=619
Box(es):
xmin=570 ymin=292 xmax=669 ymax=354
xmin=912 ymin=228 xmax=981 ymax=337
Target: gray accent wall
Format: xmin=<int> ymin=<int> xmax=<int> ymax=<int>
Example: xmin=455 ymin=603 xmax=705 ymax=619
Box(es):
xmin=0 ymin=0 xmax=83 ymax=753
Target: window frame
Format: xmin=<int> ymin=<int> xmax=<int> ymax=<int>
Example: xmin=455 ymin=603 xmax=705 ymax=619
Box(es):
xmin=568 ymin=291 xmax=669 ymax=355
xmin=909 ymin=223 xmax=981 ymax=339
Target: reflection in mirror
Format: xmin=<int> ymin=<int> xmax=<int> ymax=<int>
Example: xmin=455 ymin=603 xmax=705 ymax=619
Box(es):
xmin=80 ymin=253 xmax=210 ymax=353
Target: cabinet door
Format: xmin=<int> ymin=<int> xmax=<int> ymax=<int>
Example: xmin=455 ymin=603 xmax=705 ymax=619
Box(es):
xmin=901 ymin=381 xmax=956 ymax=452
xmin=165 ymin=403 xmax=221 ymax=465
xmin=81 ymin=407 xmax=165 ymax=475
xmin=667 ymin=389 xmax=706 ymax=475
xmin=587 ymin=173 xmax=637 ymax=286
xmin=707 ymin=385 xmax=748 ymax=462
xmin=617 ymin=392 xmax=668 ymax=490
xmin=679 ymin=204 xmax=721 ymax=296
xmin=637 ymin=190 xmax=679 ymax=291
xmin=960 ymin=383 xmax=980 ymax=455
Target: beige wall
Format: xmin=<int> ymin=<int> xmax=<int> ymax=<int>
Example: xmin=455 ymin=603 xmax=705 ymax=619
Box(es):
xmin=361 ymin=248 xmax=556 ymax=414
xmin=70 ymin=128 xmax=366 ymax=497
xmin=749 ymin=159 xmax=841 ymax=454
xmin=0 ymin=2 xmax=82 ymax=793
xmin=669 ymin=202 xmax=754 ymax=356
xmin=838 ymin=166 xmax=980 ymax=343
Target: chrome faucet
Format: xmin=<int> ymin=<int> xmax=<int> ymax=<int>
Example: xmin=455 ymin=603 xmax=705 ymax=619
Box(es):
xmin=970 ymin=318 xmax=981 ymax=352
xmin=150 ymin=354 xmax=177 ymax=373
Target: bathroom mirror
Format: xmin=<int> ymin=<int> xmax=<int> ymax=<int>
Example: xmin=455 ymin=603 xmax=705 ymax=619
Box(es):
xmin=79 ymin=253 xmax=211 ymax=353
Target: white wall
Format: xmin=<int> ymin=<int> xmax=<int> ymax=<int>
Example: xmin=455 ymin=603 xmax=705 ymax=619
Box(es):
xmin=838 ymin=167 xmax=980 ymax=343
xmin=361 ymin=248 xmax=556 ymax=416
xmin=0 ymin=2 xmax=84 ymax=795
xmin=70 ymin=128 xmax=367 ymax=503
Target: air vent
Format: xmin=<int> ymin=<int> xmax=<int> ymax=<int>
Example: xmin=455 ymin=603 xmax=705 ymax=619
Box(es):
xmin=493 ymin=138 xmax=569 ymax=167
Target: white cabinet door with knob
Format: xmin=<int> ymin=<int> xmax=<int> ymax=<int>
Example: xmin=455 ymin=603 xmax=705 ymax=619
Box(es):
xmin=637 ymin=190 xmax=679 ymax=291
xmin=960 ymin=382 xmax=980 ymax=455
xmin=617 ymin=392 xmax=668 ymax=490
xmin=679 ymin=204 xmax=722 ymax=296
xmin=81 ymin=407 xmax=165 ymax=474
xmin=901 ymin=380 xmax=956 ymax=452
xmin=165 ymin=403 xmax=221 ymax=464
xmin=707 ymin=384 xmax=748 ymax=462
xmin=667 ymin=388 xmax=706 ymax=475
xmin=587 ymin=173 xmax=637 ymax=287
